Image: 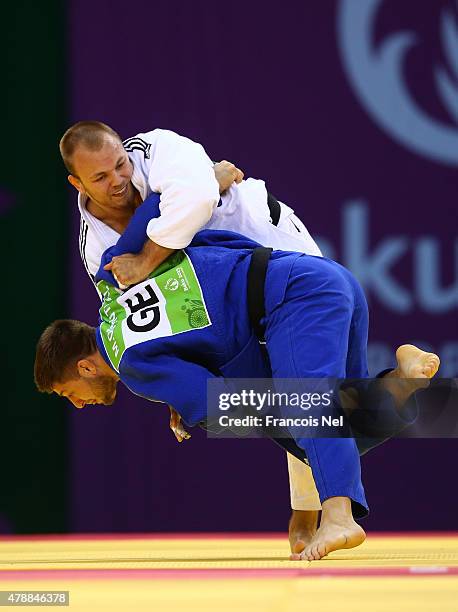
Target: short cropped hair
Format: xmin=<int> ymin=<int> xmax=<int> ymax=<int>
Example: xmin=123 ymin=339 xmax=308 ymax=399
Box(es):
xmin=34 ymin=320 xmax=97 ymax=393
xmin=59 ymin=121 xmax=122 ymax=175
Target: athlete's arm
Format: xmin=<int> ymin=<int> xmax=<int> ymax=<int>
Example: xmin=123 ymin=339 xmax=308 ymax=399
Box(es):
xmin=120 ymin=350 xmax=216 ymax=428
xmin=103 ymin=239 xmax=174 ymax=287
xmin=105 ymin=130 xmax=243 ymax=287
xmin=143 ymin=129 xmax=220 ymax=249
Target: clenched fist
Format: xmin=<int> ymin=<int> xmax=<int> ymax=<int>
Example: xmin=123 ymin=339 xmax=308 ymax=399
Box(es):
xmin=214 ymin=160 xmax=244 ymax=194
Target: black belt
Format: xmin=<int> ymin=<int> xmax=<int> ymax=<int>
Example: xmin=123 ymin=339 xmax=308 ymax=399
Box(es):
xmin=247 ymin=247 xmax=272 ymax=341
xmin=267 ymin=192 xmax=281 ymax=226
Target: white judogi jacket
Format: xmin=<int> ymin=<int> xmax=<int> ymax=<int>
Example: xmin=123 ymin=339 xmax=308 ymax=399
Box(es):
xmin=77 ymin=128 xmax=322 ymax=511
xmin=79 ymin=129 xmax=321 ymax=280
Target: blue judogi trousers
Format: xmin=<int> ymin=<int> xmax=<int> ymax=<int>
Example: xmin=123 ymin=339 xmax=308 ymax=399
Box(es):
xmin=264 ymin=255 xmax=370 ymax=516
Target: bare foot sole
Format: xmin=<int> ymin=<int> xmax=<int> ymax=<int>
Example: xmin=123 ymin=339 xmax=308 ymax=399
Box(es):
xmin=300 ymin=521 xmax=366 ymax=561
xmin=396 ymin=344 xmax=440 ymax=379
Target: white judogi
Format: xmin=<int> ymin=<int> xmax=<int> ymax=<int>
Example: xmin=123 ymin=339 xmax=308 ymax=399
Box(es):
xmin=78 ymin=128 xmax=321 ymax=511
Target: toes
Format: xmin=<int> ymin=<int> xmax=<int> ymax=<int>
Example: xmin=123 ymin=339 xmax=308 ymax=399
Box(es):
xmin=311 ymin=544 xmax=321 ymax=560
xmin=427 ymin=354 xmax=440 ymax=370
xmin=301 ymin=541 xmax=326 ymax=561
xmin=301 ymin=547 xmax=314 ymax=561
xmin=290 ymin=553 xmax=301 ymax=561
xmin=424 ymin=356 xmax=440 ymax=378
xmin=317 ymin=543 xmax=328 ymax=558
xmin=292 ymin=539 xmax=306 ymax=554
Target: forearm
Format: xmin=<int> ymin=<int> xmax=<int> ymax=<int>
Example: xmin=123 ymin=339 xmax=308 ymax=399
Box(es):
xmin=141 ymin=237 xmax=175 ymax=273
xmin=104 ymin=237 xmax=175 ymax=287
xmin=146 ymin=187 xmax=218 ymax=249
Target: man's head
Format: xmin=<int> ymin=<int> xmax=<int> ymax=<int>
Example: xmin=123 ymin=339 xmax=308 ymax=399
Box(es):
xmin=34 ymin=319 xmax=118 ymax=409
xmin=59 ymin=121 xmax=137 ymax=212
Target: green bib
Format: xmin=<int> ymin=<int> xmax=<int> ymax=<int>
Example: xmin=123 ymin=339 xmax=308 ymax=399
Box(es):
xmin=98 ymin=251 xmax=211 ymax=371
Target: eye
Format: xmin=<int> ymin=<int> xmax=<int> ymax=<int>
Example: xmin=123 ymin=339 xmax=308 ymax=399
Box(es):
xmin=94 ymin=176 xmax=105 ymax=182
xmin=116 ymin=160 xmax=124 ymax=169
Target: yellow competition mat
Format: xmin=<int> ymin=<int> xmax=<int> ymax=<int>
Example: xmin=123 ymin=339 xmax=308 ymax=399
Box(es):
xmin=0 ymin=534 xmax=456 ymax=611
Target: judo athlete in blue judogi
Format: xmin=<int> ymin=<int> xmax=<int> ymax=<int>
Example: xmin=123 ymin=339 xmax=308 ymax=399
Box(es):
xmin=35 ymin=194 xmax=440 ymax=560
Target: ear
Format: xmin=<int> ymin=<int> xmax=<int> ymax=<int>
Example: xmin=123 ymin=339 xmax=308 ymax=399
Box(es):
xmin=68 ymin=174 xmax=85 ymax=194
xmin=77 ymin=358 xmax=98 ymax=378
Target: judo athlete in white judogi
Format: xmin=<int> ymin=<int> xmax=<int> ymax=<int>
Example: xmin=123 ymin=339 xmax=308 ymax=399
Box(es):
xmin=60 ymin=121 xmax=323 ymax=550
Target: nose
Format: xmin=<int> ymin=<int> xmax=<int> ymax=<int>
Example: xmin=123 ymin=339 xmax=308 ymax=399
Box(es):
xmin=110 ymin=170 xmax=124 ymax=188
xmin=70 ymin=397 xmax=86 ymax=409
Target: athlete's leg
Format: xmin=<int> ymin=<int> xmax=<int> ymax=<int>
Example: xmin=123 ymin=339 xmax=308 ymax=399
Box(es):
xmin=287 ymin=453 xmax=321 ymax=554
xmin=265 ymin=256 xmax=367 ymax=511
xmin=285 ymin=262 xmax=367 ymax=554
xmin=265 ymin=255 xmax=366 ymax=559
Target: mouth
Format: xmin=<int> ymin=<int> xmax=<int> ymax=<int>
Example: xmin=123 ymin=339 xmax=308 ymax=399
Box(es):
xmin=112 ymin=184 xmax=128 ymax=198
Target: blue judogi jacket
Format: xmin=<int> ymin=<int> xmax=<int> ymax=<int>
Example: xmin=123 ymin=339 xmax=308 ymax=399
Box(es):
xmin=95 ymin=193 xmax=301 ymax=427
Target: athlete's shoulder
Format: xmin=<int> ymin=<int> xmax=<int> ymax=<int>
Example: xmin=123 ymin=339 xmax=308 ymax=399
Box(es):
xmin=123 ymin=128 xmax=183 ymax=149
xmin=122 ymin=130 xmax=181 ymax=172
xmin=123 ymin=130 xmax=156 ymax=159
xmin=123 ymin=128 xmax=201 ymax=153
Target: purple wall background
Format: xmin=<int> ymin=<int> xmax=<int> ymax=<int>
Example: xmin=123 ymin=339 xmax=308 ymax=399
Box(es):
xmin=68 ymin=0 xmax=457 ymax=532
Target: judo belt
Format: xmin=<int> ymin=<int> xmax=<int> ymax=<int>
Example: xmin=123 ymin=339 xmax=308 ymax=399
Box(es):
xmin=267 ymin=192 xmax=281 ymax=226
xmin=247 ymin=246 xmax=273 ymax=341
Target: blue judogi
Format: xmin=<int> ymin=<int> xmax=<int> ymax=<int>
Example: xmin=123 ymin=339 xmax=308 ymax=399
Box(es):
xmin=94 ymin=194 xmax=396 ymax=518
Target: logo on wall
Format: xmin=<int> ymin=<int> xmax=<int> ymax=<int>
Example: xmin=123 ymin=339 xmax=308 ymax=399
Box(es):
xmin=337 ymin=0 xmax=458 ymax=166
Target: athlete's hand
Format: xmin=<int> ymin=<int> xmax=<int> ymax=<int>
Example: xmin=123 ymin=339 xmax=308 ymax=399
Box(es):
xmin=213 ymin=160 xmax=244 ymax=194
xmin=104 ymin=252 xmax=151 ymax=287
xmin=104 ymin=241 xmax=175 ymax=288
xmin=169 ymin=406 xmax=191 ymax=443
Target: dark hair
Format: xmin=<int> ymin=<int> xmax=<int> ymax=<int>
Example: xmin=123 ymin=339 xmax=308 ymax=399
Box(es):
xmin=59 ymin=121 xmax=122 ymax=175
xmin=34 ymin=320 xmax=97 ymax=393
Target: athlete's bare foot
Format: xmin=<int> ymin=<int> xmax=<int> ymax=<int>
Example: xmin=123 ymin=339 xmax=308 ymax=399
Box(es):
xmin=339 ymin=344 xmax=441 ymax=417
xmin=395 ymin=344 xmax=440 ymax=379
xmin=297 ymin=497 xmax=365 ymax=561
xmin=288 ymin=510 xmax=319 ymax=560
xmin=381 ymin=345 xmax=441 ymax=407
xmin=301 ymin=519 xmax=366 ymax=561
